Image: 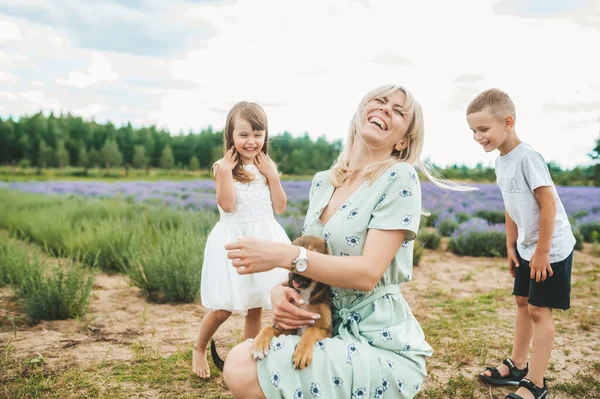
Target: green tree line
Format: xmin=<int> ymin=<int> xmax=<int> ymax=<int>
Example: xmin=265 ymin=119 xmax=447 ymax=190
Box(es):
xmin=0 ymin=112 xmax=598 ymax=184
xmin=0 ymin=112 xmax=342 ymax=175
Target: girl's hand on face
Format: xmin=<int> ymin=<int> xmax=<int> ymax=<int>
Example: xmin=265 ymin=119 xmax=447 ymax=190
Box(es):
xmin=225 ymin=237 xmax=297 ymax=274
xmin=220 ymin=147 xmax=238 ymax=171
xmin=271 ymin=284 xmax=321 ymax=330
xmin=254 ymin=152 xmax=279 ymax=181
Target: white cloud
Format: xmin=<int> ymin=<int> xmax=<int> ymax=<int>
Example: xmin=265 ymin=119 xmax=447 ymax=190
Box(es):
xmin=0 ymin=92 xmax=17 ymax=101
xmin=0 ymin=51 xmax=28 ymax=67
xmin=47 ymin=35 xmax=65 ymax=47
xmin=18 ymin=90 xmax=60 ymax=111
xmin=0 ymin=71 xmax=17 ymax=83
xmin=0 ymin=20 xmax=22 ymax=41
xmin=72 ymin=103 xmax=109 ymax=118
xmin=56 ymin=52 xmax=119 ymax=88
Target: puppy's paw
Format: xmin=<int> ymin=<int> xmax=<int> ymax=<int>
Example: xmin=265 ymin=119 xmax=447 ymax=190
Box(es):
xmin=251 ymin=329 xmax=273 ymax=360
xmin=292 ymin=340 xmax=314 ymax=370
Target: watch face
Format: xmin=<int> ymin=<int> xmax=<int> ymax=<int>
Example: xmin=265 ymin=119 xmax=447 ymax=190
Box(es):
xmin=296 ymin=259 xmax=308 ymax=272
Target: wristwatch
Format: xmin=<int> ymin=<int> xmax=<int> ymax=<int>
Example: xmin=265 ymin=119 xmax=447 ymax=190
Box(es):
xmin=291 ymin=246 xmax=308 ymax=273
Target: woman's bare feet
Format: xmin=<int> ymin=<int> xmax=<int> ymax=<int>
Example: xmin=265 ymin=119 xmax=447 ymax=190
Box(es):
xmin=192 ymin=345 xmax=210 ymax=378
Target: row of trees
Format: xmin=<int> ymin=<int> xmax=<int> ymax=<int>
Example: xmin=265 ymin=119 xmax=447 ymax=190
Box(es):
xmin=0 ymin=112 xmax=342 ymax=175
xmin=0 ymin=112 xmax=598 ymax=184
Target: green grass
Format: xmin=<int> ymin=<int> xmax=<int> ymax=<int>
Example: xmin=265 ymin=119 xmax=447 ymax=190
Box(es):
xmin=419 ymin=290 xmax=512 ymax=367
xmin=1 ymin=342 xmax=232 ymax=399
xmin=553 ymin=361 xmax=600 ymax=398
xmin=416 ymin=374 xmax=483 ymax=399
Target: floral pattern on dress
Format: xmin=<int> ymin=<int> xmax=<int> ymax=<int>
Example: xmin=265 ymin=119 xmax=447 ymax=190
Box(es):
xmin=346 ymin=236 xmax=360 ymax=247
xmin=347 ymin=208 xmax=360 ymax=219
xmin=270 ymin=371 xmax=281 ymax=387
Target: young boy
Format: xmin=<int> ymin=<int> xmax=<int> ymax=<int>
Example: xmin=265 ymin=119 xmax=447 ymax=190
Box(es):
xmin=466 ymin=89 xmax=575 ymax=399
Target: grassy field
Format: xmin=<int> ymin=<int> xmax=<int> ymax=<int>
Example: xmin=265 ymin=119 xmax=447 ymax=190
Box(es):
xmin=0 ymin=183 xmax=599 ymax=398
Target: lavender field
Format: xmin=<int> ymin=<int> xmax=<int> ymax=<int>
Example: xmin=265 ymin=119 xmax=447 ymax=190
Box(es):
xmin=2 ymin=179 xmax=599 ymax=229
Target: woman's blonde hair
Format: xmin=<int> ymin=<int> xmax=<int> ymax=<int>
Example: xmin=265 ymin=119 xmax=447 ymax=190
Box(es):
xmin=330 ymin=84 xmax=473 ymax=192
xmin=212 ymin=101 xmax=270 ymax=184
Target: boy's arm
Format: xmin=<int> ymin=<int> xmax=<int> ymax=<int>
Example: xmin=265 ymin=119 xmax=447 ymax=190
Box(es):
xmin=505 ymin=211 xmax=519 ymax=277
xmin=531 ymin=186 xmax=556 ymax=282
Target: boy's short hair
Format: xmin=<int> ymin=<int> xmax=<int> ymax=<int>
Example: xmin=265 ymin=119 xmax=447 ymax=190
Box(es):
xmin=466 ymin=88 xmax=516 ymax=121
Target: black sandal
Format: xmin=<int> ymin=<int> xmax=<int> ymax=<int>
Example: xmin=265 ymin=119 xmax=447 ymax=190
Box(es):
xmin=478 ymin=358 xmax=529 ymax=386
xmin=505 ymin=378 xmax=548 ymax=399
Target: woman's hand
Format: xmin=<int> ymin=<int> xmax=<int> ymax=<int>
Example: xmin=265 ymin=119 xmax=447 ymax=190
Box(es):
xmin=271 ymin=284 xmax=321 ymax=330
xmin=225 ymin=237 xmax=297 ymax=274
xmin=254 ymin=152 xmax=279 ymax=181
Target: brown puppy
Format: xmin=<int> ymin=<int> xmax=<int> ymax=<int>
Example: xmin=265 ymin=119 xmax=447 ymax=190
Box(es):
xmin=210 ymin=235 xmax=332 ymax=371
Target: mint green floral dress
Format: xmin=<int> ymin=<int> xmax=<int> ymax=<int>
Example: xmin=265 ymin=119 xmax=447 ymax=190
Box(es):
xmin=257 ymin=162 xmax=433 ymax=399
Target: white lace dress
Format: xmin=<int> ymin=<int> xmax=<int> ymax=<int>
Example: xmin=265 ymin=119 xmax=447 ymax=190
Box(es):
xmin=200 ymin=164 xmax=290 ymax=315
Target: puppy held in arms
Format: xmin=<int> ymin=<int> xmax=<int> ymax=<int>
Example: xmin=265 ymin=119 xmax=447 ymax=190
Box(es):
xmin=210 ymin=235 xmax=332 ymax=371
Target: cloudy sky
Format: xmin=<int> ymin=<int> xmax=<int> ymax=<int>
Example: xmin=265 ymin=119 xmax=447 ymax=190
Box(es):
xmin=1 ymin=0 xmax=599 ymax=168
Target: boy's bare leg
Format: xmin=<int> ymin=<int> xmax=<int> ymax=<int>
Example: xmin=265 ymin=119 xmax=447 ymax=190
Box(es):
xmin=513 ymin=305 xmax=553 ymax=398
xmin=483 ymin=295 xmax=531 ymax=377
xmin=193 ymin=309 xmax=232 ymax=378
xmin=512 ymin=296 xmax=533 ymax=367
xmin=244 ymin=307 xmax=262 ymax=340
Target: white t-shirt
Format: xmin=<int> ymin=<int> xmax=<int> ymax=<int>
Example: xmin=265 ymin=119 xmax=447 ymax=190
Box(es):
xmin=495 ymin=142 xmax=575 ymax=262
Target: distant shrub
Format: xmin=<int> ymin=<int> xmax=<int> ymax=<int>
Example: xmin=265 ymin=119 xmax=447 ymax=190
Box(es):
xmin=571 ymin=210 xmax=589 ymax=220
xmin=473 ymin=210 xmax=505 ymax=225
xmin=438 ymin=218 xmax=459 ymax=237
xmin=419 ymin=230 xmax=441 ymax=250
xmin=572 ymin=228 xmax=584 ymax=251
xmin=413 ymin=241 xmax=424 ymax=266
xmin=455 ymin=212 xmax=471 ymax=224
xmin=578 ymin=221 xmax=600 ymax=242
xmin=425 ymin=212 xmax=439 ymax=227
xmin=448 ymin=218 xmax=507 ymax=257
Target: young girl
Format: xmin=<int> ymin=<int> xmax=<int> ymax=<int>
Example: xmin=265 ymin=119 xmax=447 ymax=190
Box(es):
xmin=192 ymin=101 xmax=290 ymax=378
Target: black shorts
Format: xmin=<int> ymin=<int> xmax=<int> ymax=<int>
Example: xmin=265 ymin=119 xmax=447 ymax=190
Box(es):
xmin=513 ymin=250 xmax=573 ymax=310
